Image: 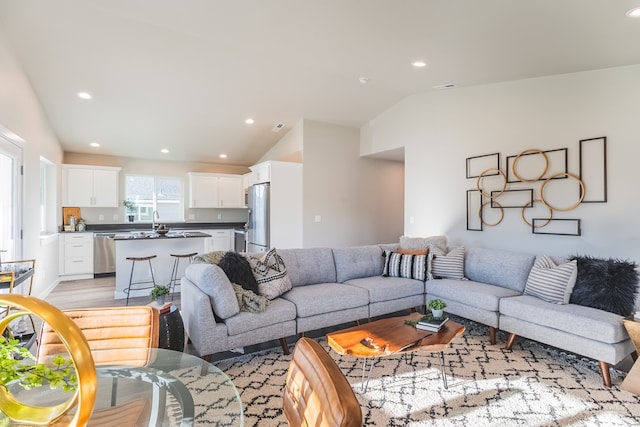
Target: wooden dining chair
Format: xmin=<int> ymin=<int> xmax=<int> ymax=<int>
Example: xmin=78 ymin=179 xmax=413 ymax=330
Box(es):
xmin=37 ymin=306 xmax=160 ymax=366
xmin=284 ymin=337 xmax=362 ymax=427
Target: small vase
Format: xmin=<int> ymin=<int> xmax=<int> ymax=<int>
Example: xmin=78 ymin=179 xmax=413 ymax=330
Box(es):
xmin=431 ymin=309 xmax=444 ymax=319
xmin=156 ymin=296 xmax=166 ymax=306
xmin=128 ymin=215 xmax=134 ymax=222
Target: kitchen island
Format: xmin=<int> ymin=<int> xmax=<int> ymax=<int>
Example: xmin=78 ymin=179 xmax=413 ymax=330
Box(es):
xmin=113 ymin=231 xmax=210 ymax=300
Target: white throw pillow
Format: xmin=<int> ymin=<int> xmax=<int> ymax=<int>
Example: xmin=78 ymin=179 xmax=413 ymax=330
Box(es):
xmin=524 ymin=256 xmax=578 ymax=304
xmin=431 ymin=246 xmax=466 ymax=280
xmin=246 ymin=248 xmax=292 ymax=299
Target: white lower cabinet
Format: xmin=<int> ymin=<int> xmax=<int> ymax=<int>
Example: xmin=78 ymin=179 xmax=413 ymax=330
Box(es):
xmin=202 ymin=229 xmax=233 ymax=252
xmin=60 ymin=233 xmax=94 ymax=278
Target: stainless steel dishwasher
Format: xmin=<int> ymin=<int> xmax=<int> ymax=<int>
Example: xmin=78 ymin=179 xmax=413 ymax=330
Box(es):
xmin=93 ymin=232 xmax=116 ymax=276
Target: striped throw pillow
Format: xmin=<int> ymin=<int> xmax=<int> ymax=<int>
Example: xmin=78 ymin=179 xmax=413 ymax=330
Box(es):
xmin=524 ymin=256 xmax=578 ymax=304
xmin=431 ymin=246 xmax=466 ymax=280
xmin=382 ymin=251 xmax=428 ymax=281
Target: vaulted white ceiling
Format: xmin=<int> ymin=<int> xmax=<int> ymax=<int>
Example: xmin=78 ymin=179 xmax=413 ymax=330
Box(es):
xmin=1 ymin=1 xmax=639 ymax=165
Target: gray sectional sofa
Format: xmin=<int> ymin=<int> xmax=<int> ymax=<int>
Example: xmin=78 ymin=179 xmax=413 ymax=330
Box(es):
xmin=180 ymin=244 xmax=636 ymax=387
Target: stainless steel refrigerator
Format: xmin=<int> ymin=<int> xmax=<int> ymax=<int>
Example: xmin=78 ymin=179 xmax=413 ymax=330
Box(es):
xmin=247 ymin=183 xmax=270 ymax=253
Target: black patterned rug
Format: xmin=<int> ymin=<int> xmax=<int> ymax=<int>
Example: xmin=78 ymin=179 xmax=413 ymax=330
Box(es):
xmin=216 ymin=319 xmax=640 ymax=426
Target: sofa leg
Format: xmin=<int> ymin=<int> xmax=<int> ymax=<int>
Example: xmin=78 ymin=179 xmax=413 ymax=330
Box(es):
xmin=410 ymin=307 xmax=417 ymax=313
xmin=632 ymin=351 xmax=639 ymax=362
xmin=599 ymin=361 xmax=612 ymax=387
xmin=280 ymin=337 xmax=290 ymax=355
xmin=505 ymin=333 xmax=517 ymax=350
xmin=489 ymin=326 xmax=497 ymax=345
xmin=203 ymin=354 xmax=213 ymax=363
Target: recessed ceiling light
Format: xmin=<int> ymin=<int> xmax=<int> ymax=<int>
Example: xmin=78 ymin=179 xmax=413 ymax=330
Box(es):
xmin=245 ymin=118 xmax=255 ymax=124
xmin=160 ymin=149 xmax=169 ymax=154
xmin=219 ymin=154 xmax=228 ymax=159
xmin=626 ymin=7 xmax=640 ymax=17
xmin=358 ymin=76 xmax=370 ymax=84
xmin=411 ymin=61 xmax=427 ymax=68
xmin=77 ymin=91 xmax=92 ymax=100
xmin=89 ymin=142 xmax=100 ymax=147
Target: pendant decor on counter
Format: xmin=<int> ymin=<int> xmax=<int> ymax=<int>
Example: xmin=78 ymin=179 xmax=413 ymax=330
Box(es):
xmin=0 ymin=295 xmax=97 ymax=425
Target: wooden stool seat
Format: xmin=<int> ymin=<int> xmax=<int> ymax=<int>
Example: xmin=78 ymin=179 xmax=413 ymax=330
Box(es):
xmin=126 ymin=255 xmax=157 ymax=262
xmin=169 ymin=252 xmax=197 ymax=258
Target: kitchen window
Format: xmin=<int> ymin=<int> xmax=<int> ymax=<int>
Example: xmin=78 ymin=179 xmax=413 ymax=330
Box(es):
xmin=125 ymin=175 xmax=183 ymax=222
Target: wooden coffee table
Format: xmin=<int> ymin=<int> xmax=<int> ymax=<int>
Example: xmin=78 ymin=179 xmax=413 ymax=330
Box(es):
xmin=327 ymin=312 xmax=465 ymax=389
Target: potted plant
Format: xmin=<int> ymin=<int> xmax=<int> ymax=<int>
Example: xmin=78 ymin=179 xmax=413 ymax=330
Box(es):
xmin=150 ymin=284 xmax=170 ymax=305
xmin=427 ymin=298 xmax=447 ymax=319
xmin=122 ymin=199 xmax=137 ymax=222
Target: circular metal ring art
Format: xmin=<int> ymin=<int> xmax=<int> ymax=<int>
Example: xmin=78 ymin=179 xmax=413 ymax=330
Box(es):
xmin=479 ymin=200 xmax=504 ymax=227
xmin=512 ymin=149 xmax=549 ymax=182
xmin=521 ymin=199 xmax=553 ymax=228
xmin=540 ymin=172 xmax=585 ymax=212
xmin=476 ymin=168 xmax=506 ymax=199
xmin=0 ymin=295 xmax=96 ymax=425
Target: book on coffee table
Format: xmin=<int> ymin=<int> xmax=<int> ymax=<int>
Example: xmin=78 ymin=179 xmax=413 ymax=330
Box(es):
xmin=416 ymin=314 xmax=449 ymax=332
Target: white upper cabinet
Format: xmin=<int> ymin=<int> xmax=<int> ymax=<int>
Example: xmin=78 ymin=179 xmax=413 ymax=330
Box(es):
xmin=188 ymin=173 xmax=244 ymax=208
xmin=251 ymin=162 xmax=271 ymax=184
xmin=62 ymin=165 xmax=121 ymax=207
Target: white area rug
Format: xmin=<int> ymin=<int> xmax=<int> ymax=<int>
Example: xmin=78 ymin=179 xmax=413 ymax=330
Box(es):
xmin=216 ymin=319 xmax=640 ymax=426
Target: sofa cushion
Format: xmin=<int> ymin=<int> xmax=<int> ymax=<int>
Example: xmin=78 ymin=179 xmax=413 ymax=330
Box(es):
xmin=224 ymin=298 xmax=297 ymax=336
xmin=431 ymin=246 xmax=465 ymax=280
xmin=185 ymin=264 xmax=240 ymax=319
xmin=345 ymin=276 xmax=425 ymax=303
xmin=524 ymin=256 xmax=577 ymax=304
xmin=400 ymin=235 xmax=447 ymax=252
xmin=427 ymin=279 xmax=521 ymax=312
xmin=277 ymin=248 xmax=336 ymax=287
xmin=465 ymin=247 xmax=536 ymax=293
xmin=568 ymin=255 xmax=639 ymax=316
xmin=246 ymin=248 xmax=292 ymax=299
xmin=333 ymin=246 xmax=384 ymax=283
xmin=500 ymin=295 xmax=628 ymax=344
xmin=382 ymin=251 xmax=428 ymax=281
xmin=282 ymin=283 xmax=369 ymax=318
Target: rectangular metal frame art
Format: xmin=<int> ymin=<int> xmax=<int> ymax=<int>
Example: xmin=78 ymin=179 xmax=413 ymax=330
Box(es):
xmin=506 ymin=148 xmax=568 ymax=183
xmin=532 ymin=218 xmax=581 ymax=236
xmin=579 ymin=136 xmax=607 ymax=203
xmin=466 ymin=153 xmax=500 ymax=179
xmin=466 ymin=189 xmax=483 ymax=231
xmin=490 ymin=189 xmax=534 ymax=208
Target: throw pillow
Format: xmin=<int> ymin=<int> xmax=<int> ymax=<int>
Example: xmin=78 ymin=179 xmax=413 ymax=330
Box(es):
xmin=568 ymin=255 xmax=639 ymax=316
xmin=218 ymin=251 xmax=260 ymax=294
xmin=246 ymin=248 xmax=292 ymax=299
xmin=382 ymin=251 xmax=429 ymax=281
xmin=399 ymin=235 xmax=448 ymax=252
xmin=524 ymin=256 xmax=578 ymax=304
xmin=431 ymin=246 xmax=466 ymax=280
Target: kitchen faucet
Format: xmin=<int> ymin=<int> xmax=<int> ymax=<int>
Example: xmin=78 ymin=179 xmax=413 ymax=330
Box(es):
xmin=152 ymin=210 xmax=160 ymax=230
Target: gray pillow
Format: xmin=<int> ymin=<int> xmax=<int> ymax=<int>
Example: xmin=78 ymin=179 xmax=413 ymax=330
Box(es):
xmin=400 ymin=235 xmax=448 ymax=252
xmin=185 ymin=264 xmax=240 ymax=319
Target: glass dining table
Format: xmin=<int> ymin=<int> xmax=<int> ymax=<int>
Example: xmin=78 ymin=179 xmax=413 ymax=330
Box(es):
xmin=2 ymin=348 xmax=244 ymax=426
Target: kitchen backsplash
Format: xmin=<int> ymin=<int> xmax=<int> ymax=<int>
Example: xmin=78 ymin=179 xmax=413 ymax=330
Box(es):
xmin=68 ymin=207 xmax=248 ymax=225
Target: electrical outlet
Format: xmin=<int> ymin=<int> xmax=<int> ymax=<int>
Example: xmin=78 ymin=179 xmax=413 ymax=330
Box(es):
xmin=315 ymin=215 xmax=321 ymax=223
xmin=99 ymin=214 xmax=104 ymax=221
xmin=113 ymin=214 xmax=118 ymax=221
xmin=217 ymin=213 xmax=222 ymax=220
xmin=188 ymin=214 xmax=195 ymax=220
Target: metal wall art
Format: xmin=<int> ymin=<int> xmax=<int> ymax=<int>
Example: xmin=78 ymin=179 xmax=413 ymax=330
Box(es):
xmin=465 ymin=137 xmax=606 ymax=236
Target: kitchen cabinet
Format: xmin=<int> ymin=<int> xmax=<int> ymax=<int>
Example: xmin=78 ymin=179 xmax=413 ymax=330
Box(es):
xmin=59 ymin=232 xmax=94 ymax=279
xmin=188 ymin=173 xmax=243 ymax=208
xmin=202 ymin=229 xmax=233 ymax=252
xmin=251 ymin=162 xmax=271 ymax=184
xmin=62 ymin=165 xmax=121 ymax=207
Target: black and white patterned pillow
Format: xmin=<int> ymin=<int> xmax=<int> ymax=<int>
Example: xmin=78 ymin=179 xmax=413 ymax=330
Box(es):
xmin=382 ymin=251 xmax=429 ymax=281
xmin=246 ymin=248 xmax=292 ymax=299
xmin=431 ymin=246 xmax=465 ymax=280
xmin=524 ymin=256 xmax=577 ymax=304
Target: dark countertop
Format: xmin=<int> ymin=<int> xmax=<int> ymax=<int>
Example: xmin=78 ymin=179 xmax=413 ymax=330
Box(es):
xmin=70 ymin=222 xmax=245 ymax=233
xmin=113 ymin=231 xmax=212 ymax=240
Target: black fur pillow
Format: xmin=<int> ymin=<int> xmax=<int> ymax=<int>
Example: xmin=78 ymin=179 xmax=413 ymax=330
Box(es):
xmin=568 ymin=255 xmax=639 ymax=316
xmin=218 ymin=252 xmax=260 ymax=294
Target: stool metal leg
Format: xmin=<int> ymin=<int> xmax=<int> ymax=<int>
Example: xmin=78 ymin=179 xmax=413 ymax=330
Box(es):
xmin=169 ymin=257 xmax=179 ymax=301
xmin=148 ymin=258 xmax=156 ymax=287
xmin=126 ymin=261 xmax=136 ymax=306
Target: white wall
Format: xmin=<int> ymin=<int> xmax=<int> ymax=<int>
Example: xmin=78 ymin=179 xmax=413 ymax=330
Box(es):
xmin=0 ymin=27 xmax=64 ymax=297
xmin=361 ymin=65 xmax=640 ymax=262
xmin=263 ymin=119 xmax=404 ymax=248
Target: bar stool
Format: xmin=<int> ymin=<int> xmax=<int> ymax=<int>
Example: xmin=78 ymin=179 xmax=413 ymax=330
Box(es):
xmin=168 ymin=252 xmax=197 ymax=300
xmin=124 ymin=255 xmax=157 ymax=306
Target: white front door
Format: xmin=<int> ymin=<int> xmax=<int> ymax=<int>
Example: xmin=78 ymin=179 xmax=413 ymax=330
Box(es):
xmin=0 ymin=132 xmax=23 ymax=262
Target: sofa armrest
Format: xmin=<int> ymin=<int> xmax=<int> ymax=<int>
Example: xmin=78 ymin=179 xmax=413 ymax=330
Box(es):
xmin=180 ymin=276 xmax=229 ymax=357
